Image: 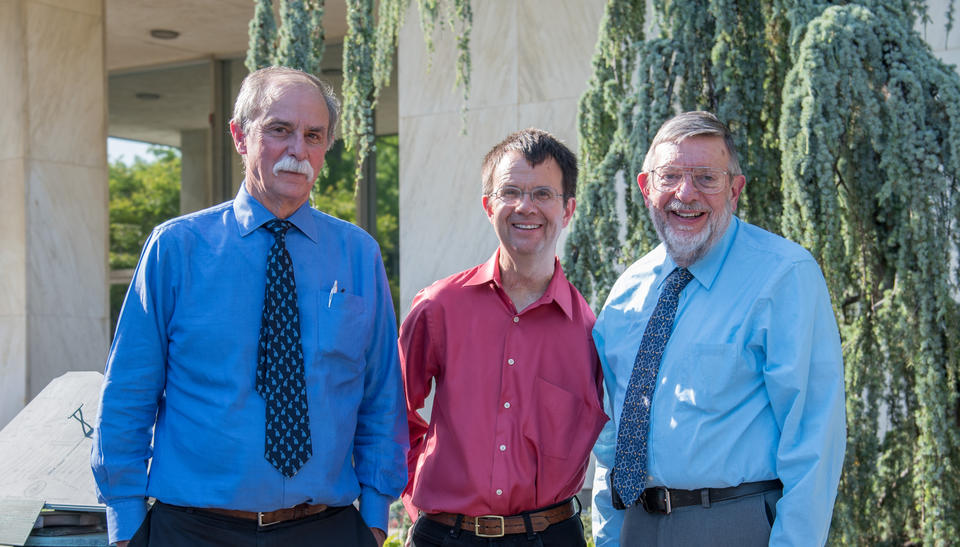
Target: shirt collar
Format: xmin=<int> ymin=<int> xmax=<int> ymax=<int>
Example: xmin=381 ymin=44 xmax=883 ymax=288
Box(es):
xmin=685 ymin=215 xmax=740 ymax=291
xmin=464 ymin=248 xmax=574 ymax=319
xmin=232 ymin=183 xmax=319 ymax=243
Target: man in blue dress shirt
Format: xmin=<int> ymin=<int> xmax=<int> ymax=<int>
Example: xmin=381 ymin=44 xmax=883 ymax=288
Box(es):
xmin=591 ymin=111 xmax=846 ymax=546
xmin=91 ymin=67 xmax=407 ymax=546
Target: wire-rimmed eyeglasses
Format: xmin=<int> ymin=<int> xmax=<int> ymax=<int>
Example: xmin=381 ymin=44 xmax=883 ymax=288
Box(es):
xmin=650 ymin=165 xmax=730 ymax=195
xmin=491 ymin=186 xmax=565 ymax=206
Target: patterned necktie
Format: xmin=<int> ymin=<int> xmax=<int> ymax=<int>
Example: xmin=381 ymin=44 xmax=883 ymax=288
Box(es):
xmin=256 ymin=219 xmax=312 ymax=477
xmin=612 ymin=267 xmax=694 ymax=507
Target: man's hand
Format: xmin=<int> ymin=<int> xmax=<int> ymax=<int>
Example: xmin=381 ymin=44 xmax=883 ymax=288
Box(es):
xmin=371 ymin=527 xmax=386 ymax=547
xmin=115 ymin=542 xmax=129 ymax=547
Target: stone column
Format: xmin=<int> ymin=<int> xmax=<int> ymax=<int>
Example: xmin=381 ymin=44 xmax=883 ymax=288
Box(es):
xmin=0 ymin=0 xmax=109 ymax=426
xmin=179 ymin=128 xmax=211 ymax=214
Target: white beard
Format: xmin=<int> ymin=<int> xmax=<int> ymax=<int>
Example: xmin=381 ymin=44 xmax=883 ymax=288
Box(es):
xmin=648 ymin=196 xmax=733 ymax=267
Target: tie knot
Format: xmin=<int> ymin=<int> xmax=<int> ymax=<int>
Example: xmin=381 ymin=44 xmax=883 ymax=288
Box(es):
xmin=665 ymin=267 xmax=694 ymax=296
xmin=263 ymin=219 xmax=293 ymax=241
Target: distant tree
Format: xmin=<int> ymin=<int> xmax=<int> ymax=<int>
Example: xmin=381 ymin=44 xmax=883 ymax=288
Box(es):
xmin=109 ymin=147 xmax=181 ymax=269
xmin=312 ymin=135 xmax=401 ymax=317
xmin=108 ymin=146 xmax=181 ymax=334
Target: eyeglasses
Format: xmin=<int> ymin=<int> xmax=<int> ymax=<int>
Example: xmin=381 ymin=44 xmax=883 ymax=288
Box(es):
xmin=650 ymin=166 xmax=730 ymax=194
xmin=491 ymin=186 xmax=564 ymax=206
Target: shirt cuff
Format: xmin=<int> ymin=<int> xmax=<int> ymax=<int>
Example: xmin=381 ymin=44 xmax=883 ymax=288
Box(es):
xmin=105 ymin=497 xmax=149 ymax=544
xmin=358 ymin=487 xmax=392 ymax=533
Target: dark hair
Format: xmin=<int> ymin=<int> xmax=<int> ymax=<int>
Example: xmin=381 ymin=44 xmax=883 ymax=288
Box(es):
xmin=231 ymin=66 xmax=340 ymax=151
xmin=481 ymin=128 xmax=578 ymax=201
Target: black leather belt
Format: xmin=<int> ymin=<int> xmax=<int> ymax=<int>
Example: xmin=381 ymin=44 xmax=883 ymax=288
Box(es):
xmin=640 ymin=479 xmax=783 ymax=515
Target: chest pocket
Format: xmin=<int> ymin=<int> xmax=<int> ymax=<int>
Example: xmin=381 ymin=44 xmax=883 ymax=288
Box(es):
xmin=683 ymin=343 xmax=756 ymax=409
xmin=315 ymin=291 xmax=368 ymax=364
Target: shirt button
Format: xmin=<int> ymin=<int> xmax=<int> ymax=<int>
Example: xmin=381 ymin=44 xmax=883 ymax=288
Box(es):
xmin=507 ymin=358 xmax=515 ymax=365
xmin=503 ymin=402 xmax=511 ymax=409
xmin=512 ymin=316 xmax=519 ymax=323
xmin=499 ymin=444 xmax=506 ymax=451
xmin=496 ymin=489 xmax=503 ymax=496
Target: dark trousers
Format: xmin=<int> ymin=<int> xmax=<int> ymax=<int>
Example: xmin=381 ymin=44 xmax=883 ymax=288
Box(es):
xmin=128 ymin=500 xmax=377 ymax=547
xmin=620 ymin=488 xmax=781 ymax=547
xmin=410 ymin=513 xmax=586 ymax=547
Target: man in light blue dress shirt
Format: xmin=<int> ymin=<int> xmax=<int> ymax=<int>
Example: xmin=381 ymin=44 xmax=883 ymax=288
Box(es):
xmin=91 ymin=67 xmax=407 ymax=546
xmin=591 ymin=111 xmax=846 ymax=546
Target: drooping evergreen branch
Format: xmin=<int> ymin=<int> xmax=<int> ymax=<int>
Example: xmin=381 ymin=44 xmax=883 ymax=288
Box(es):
xmin=568 ymin=1 xmax=960 ymax=543
xmin=245 ymin=0 xmax=277 ymax=72
xmin=276 ymin=0 xmax=318 ymax=73
xmin=344 ymin=0 xmax=472 ymax=183
xmin=342 ymin=0 xmax=376 ymax=183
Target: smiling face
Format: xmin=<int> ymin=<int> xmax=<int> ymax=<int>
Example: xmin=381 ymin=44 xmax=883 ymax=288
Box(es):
xmin=230 ymin=78 xmax=330 ymax=219
xmin=482 ymin=151 xmax=575 ymax=265
xmin=638 ymin=136 xmax=745 ymax=266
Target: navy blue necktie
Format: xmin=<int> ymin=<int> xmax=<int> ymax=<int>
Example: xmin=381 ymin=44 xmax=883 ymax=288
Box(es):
xmin=256 ymin=219 xmax=312 ymax=477
xmin=612 ymin=267 xmax=694 ymax=507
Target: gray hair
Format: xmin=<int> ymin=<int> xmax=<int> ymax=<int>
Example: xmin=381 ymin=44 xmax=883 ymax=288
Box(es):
xmin=642 ymin=111 xmax=742 ymax=175
xmin=231 ymin=66 xmax=340 ymax=151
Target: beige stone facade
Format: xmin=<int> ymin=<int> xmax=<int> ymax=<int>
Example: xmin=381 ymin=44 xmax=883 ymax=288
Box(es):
xmin=1 ymin=1 xmax=959 ymax=428
xmin=397 ymin=0 xmax=604 ymax=315
xmin=1 ymin=0 xmax=109 ymax=426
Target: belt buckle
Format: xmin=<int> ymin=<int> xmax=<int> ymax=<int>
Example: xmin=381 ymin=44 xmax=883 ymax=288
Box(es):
xmin=641 ymin=488 xmax=672 ymax=515
xmin=257 ymin=512 xmax=280 ymax=527
xmin=475 ymin=515 xmax=505 ymax=538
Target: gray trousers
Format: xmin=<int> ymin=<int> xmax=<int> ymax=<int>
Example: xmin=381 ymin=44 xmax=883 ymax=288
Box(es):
xmin=620 ymin=489 xmax=781 ymax=547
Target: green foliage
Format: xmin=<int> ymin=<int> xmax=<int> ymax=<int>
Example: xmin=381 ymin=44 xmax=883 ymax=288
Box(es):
xmin=370 ymin=0 xmax=472 ymax=96
xmin=374 ymin=135 xmax=401 ymax=311
xmin=245 ymin=0 xmax=277 ymax=72
xmin=385 ymin=498 xmax=412 ymax=546
xmin=342 ymin=0 xmax=377 ymax=184
xmin=108 ymin=146 xmax=181 ymax=333
xmin=276 ymin=0 xmax=325 ymax=75
xmin=580 ymin=505 xmax=595 ymax=546
xmin=109 ymin=147 xmax=181 ymax=269
xmin=245 ymin=0 xmax=325 ymax=74
xmin=781 ymin=3 xmax=960 ymax=543
xmin=311 ymin=135 xmax=401 ymax=317
xmin=243 ymin=0 xmax=471 ymax=211
xmin=343 ymin=0 xmax=476 ymax=187
xmin=564 ymin=0 xmax=646 ymax=305
xmin=341 ymin=0 xmax=472 ymax=185
xmin=566 ymin=0 xmax=960 ymax=543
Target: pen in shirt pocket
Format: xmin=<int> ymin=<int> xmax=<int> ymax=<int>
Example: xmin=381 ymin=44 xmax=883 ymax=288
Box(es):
xmin=328 ymin=280 xmax=338 ymax=307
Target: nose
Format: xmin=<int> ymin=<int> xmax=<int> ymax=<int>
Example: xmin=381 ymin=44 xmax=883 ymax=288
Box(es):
xmin=288 ymin=132 xmax=308 ymax=159
xmin=674 ymin=173 xmax=701 ymax=201
xmin=513 ymin=191 xmax=537 ymax=212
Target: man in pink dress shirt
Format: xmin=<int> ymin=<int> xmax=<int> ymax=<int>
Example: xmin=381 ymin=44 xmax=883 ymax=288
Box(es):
xmin=399 ymin=128 xmax=608 ymax=546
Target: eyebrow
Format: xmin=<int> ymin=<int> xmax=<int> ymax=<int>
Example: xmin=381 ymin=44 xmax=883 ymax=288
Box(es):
xmin=261 ymin=118 xmax=326 ymax=133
